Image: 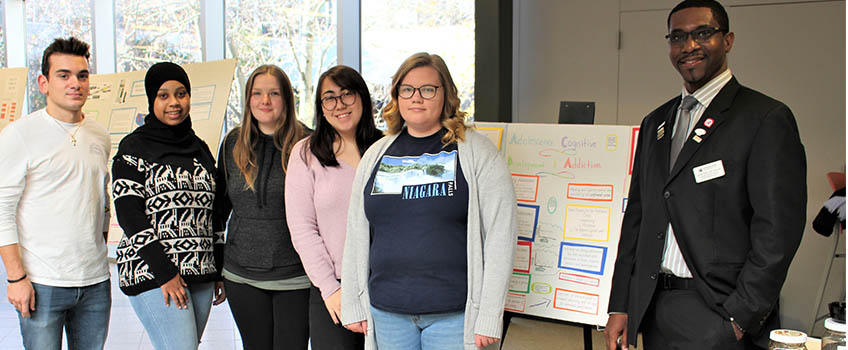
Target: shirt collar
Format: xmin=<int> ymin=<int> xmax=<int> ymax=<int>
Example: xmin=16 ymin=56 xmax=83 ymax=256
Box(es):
xmin=680 ymin=68 xmax=733 ymax=109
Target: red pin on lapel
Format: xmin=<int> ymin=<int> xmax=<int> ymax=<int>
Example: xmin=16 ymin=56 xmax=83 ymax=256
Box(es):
xmin=704 ymin=118 xmax=715 ymax=128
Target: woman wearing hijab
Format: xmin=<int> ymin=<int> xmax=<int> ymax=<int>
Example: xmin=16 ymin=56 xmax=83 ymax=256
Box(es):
xmin=112 ymin=62 xmax=226 ymax=349
xmin=214 ymin=65 xmax=310 ymax=349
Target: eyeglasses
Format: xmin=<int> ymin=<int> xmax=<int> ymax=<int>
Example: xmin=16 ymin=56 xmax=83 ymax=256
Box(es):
xmin=398 ymin=84 xmax=440 ymax=100
xmin=665 ymin=26 xmax=725 ymax=46
xmin=321 ymin=91 xmax=357 ymax=110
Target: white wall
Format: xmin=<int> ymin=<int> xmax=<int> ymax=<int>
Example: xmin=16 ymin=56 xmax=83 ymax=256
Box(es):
xmin=514 ymin=0 xmax=846 ymax=335
xmin=513 ymin=1 xmax=620 ymax=124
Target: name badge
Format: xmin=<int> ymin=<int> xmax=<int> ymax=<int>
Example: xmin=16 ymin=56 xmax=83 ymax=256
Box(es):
xmin=693 ymin=160 xmax=725 ymax=183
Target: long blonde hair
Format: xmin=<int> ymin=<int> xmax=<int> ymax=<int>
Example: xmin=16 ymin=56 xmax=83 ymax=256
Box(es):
xmin=382 ymin=52 xmax=467 ymax=145
xmin=233 ymin=65 xmax=304 ymax=190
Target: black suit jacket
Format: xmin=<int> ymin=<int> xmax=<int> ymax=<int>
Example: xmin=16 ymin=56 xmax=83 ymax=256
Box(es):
xmin=608 ymin=78 xmax=807 ymax=347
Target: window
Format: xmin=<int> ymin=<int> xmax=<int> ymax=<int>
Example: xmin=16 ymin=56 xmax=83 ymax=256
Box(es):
xmin=16 ymin=0 xmax=476 ymax=125
xmin=225 ymin=0 xmax=337 ymax=129
xmin=361 ymin=0 xmax=475 ymax=123
xmin=115 ymin=0 xmax=202 ymax=73
xmin=25 ymin=0 xmax=93 ymax=112
xmin=0 ymin=4 xmax=6 ymax=68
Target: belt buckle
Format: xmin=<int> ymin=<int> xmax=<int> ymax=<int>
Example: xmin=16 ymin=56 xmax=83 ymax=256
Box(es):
xmin=661 ymin=274 xmax=672 ymax=289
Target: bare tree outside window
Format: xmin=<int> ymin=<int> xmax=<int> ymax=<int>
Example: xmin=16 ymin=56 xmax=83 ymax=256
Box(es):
xmin=361 ymin=0 xmax=475 ymax=126
xmin=25 ymin=0 xmax=94 ymax=112
xmin=115 ymin=0 xmax=202 ymax=73
xmin=225 ymin=0 xmax=337 ymax=131
xmin=0 ymin=3 xmax=6 ymax=68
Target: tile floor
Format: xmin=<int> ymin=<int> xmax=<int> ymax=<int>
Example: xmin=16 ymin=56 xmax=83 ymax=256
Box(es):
xmin=0 ymin=263 xmax=242 ymax=349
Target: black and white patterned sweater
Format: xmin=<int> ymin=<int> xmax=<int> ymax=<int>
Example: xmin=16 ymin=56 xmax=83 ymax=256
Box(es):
xmin=112 ymin=154 xmax=224 ymax=296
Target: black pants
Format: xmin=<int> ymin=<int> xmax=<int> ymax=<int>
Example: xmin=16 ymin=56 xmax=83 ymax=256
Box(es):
xmin=224 ymin=278 xmax=310 ymax=350
xmin=641 ymin=289 xmax=763 ymax=350
xmin=309 ymin=285 xmax=365 ymax=350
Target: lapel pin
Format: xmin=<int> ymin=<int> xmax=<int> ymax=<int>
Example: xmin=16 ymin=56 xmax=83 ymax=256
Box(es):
xmin=704 ymin=118 xmax=714 ymax=128
xmin=657 ymin=122 xmax=665 ymax=140
xmin=692 ymin=135 xmax=703 ymax=143
xmin=694 ymin=128 xmax=706 ymax=136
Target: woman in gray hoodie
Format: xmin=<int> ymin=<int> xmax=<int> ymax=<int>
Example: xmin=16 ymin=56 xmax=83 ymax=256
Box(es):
xmin=214 ymin=65 xmax=310 ymax=349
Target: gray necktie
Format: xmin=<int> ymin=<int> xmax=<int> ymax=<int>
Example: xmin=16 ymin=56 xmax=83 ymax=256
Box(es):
xmin=670 ymin=96 xmax=699 ymax=171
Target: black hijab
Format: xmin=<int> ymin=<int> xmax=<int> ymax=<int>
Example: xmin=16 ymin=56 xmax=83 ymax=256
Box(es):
xmin=114 ymin=62 xmax=215 ymax=172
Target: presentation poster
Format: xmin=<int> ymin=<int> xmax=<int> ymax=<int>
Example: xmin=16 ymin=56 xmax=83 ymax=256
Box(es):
xmin=475 ymin=122 xmax=637 ymax=327
xmin=84 ymin=59 xmax=237 ymax=243
xmin=0 ymin=68 xmax=28 ymax=132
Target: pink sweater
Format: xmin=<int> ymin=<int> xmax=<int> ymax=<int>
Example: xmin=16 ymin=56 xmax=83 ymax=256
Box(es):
xmin=285 ymin=138 xmax=357 ymax=299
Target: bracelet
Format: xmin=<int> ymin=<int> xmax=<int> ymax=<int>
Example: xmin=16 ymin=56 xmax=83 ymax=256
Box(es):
xmin=6 ymin=274 xmax=27 ymax=284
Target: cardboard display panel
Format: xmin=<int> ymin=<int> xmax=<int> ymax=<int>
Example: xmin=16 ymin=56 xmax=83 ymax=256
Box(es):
xmin=475 ymin=122 xmax=638 ymax=327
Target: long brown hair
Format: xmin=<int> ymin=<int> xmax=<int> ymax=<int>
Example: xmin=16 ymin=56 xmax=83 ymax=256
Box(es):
xmin=382 ymin=52 xmax=467 ymax=145
xmin=233 ymin=65 xmax=304 ymax=190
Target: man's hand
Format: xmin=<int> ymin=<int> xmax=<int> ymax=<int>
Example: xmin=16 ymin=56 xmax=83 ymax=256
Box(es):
xmin=7 ymin=277 xmax=35 ymax=318
xmin=731 ymin=321 xmax=744 ymax=341
xmin=475 ymin=334 xmax=499 ymax=348
xmin=345 ymin=320 xmax=368 ymax=335
xmin=605 ymin=313 xmax=628 ymax=350
xmin=0 ymin=245 xmax=35 ymax=317
xmin=160 ymin=274 xmax=188 ymax=309
xmin=212 ymin=281 xmax=226 ymax=305
xmin=324 ymin=289 xmax=342 ymax=325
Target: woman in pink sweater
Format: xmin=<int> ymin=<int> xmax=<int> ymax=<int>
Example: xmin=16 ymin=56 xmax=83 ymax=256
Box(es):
xmin=285 ymin=65 xmax=382 ymax=350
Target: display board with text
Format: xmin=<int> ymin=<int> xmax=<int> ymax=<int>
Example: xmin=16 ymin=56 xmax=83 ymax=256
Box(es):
xmin=0 ymin=68 xmax=28 ymax=131
xmin=475 ymin=122 xmax=639 ymax=326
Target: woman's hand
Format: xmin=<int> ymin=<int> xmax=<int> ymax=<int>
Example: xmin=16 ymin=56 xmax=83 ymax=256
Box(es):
xmin=324 ymin=289 xmax=342 ymax=325
xmin=345 ymin=320 xmax=368 ymax=335
xmin=160 ymin=274 xmax=188 ymax=309
xmin=475 ymin=334 xmax=498 ymax=348
xmin=212 ymin=281 xmax=226 ymax=305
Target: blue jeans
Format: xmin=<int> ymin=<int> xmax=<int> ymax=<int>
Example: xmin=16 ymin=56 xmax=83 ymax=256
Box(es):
xmin=18 ymin=280 xmax=111 ymax=350
xmin=129 ymin=282 xmax=214 ymax=350
xmin=370 ymin=306 xmax=465 ymax=350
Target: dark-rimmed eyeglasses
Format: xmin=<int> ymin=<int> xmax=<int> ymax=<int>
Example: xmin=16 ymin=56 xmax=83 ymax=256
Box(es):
xmin=321 ymin=91 xmax=357 ymax=110
xmin=398 ymin=84 xmax=440 ymax=100
xmin=665 ymin=26 xmax=725 ymax=46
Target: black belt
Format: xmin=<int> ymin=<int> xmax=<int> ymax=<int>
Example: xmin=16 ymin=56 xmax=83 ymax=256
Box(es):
xmin=658 ymin=273 xmax=696 ymax=290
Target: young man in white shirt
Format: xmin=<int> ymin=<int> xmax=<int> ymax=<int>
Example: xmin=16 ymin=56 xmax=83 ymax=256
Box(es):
xmin=0 ymin=37 xmax=111 ymax=350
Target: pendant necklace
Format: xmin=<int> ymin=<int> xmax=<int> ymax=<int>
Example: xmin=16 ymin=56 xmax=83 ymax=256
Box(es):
xmin=51 ymin=116 xmax=84 ymax=146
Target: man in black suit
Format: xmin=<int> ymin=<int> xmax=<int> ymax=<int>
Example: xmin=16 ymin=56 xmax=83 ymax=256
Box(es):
xmin=604 ymin=1 xmax=806 ymax=349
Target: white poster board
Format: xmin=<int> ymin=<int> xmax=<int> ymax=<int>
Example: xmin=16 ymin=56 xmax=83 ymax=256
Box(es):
xmin=0 ymin=68 xmax=28 ymax=131
xmin=85 ymin=59 xmax=237 ymax=243
xmin=475 ymin=122 xmax=639 ymax=327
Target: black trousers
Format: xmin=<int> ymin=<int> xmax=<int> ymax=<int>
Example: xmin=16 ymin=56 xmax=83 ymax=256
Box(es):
xmin=224 ymin=278 xmax=310 ymax=350
xmin=309 ymin=285 xmax=365 ymax=350
xmin=641 ymin=288 xmax=763 ymax=350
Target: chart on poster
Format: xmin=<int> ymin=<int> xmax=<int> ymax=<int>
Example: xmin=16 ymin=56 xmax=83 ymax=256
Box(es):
xmin=475 ymin=122 xmax=639 ymax=327
xmin=0 ymin=68 xmax=28 ymax=132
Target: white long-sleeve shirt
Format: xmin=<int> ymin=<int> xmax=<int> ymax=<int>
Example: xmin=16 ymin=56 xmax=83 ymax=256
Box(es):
xmin=0 ymin=109 xmax=110 ymax=287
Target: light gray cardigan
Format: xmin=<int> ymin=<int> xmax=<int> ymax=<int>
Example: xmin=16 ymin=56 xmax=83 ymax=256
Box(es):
xmin=340 ymin=129 xmax=517 ymax=349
